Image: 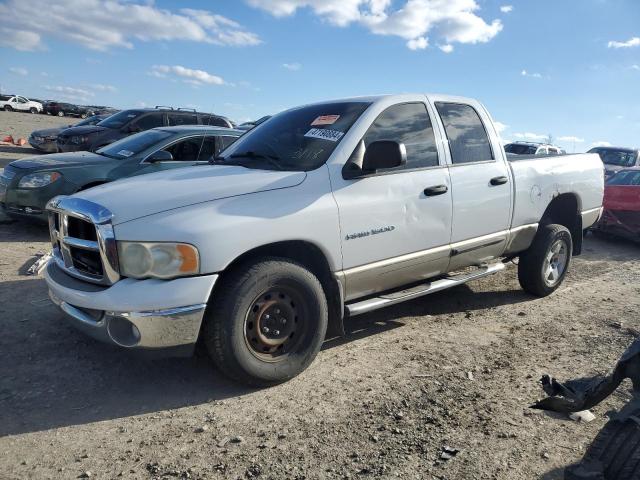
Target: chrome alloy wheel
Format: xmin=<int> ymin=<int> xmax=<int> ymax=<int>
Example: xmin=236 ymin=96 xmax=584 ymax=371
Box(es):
xmin=543 ymin=239 xmax=569 ymax=287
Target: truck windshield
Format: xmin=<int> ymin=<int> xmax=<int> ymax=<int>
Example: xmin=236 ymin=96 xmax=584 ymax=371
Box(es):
xmin=218 ymin=102 xmax=371 ymax=171
xmin=97 ymin=110 xmax=143 ymax=129
xmin=96 ymin=130 xmax=172 ymax=159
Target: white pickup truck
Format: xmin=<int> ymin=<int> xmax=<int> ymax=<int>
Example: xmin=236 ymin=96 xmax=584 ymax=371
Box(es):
xmin=0 ymin=95 xmax=43 ymax=113
xmin=44 ymin=94 xmax=604 ymax=386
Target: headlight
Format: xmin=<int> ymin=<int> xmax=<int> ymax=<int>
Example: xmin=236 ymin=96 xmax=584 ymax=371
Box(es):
xmin=71 ymin=135 xmax=88 ymax=145
xmin=117 ymin=242 xmax=200 ymax=280
xmin=18 ymin=171 xmax=62 ymax=188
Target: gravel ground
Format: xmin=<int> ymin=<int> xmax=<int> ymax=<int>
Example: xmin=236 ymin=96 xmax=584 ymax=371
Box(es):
xmin=1 ymin=113 xmax=640 ymax=480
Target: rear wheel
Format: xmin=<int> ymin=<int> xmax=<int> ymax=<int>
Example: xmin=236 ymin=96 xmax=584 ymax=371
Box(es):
xmin=203 ymin=258 xmax=328 ymax=386
xmin=518 ymin=224 xmax=572 ymax=297
xmin=57 ymin=111 xmax=64 ymax=117
xmin=4 ymin=105 xmax=12 ymax=112
xmin=80 ymin=113 xmax=87 ymax=119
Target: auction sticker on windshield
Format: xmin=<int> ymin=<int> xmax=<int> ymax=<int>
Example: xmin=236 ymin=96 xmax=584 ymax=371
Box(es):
xmin=311 ymin=115 xmax=340 ymax=126
xmin=304 ymin=128 xmax=344 ymax=142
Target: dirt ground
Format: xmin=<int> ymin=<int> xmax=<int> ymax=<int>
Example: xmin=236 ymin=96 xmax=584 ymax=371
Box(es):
xmin=1 ymin=114 xmax=640 ymax=480
xmin=0 ymin=110 xmax=73 ymax=168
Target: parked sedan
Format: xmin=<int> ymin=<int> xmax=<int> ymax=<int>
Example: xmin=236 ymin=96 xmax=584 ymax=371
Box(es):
xmin=0 ymin=126 xmax=242 ymax=222
xmin=44 ymin=102 xmax=95 ymax=118
xmin=594 ymin=167 xmax=640 ymax=241
xmin=28 ymin=114 xmax=108 ymax=153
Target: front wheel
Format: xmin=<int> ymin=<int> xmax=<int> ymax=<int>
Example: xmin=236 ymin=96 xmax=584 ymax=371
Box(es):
xmin=57 ymin=111 xmax=64 ymax=117
xmin=203 ymin=259 xmax=328 ymax=386
xmin=29 ymin=107 xmax=38 ymax=114
xmin=518 ymin=224 xmax=572 ymax=297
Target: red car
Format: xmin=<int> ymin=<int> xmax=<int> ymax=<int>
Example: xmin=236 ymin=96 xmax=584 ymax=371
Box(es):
xmin=595 ymin=167 xmax=640 ymax=241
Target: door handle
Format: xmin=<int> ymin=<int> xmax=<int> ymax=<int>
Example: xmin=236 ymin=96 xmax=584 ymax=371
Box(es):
xmin=490 ymin=176 xmax=508 ymax=186
xmin=423 ymin=185 xmax=448 ymax=196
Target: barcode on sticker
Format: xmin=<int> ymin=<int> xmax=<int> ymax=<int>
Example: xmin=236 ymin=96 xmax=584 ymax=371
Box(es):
xmin=304 ymin=128 xmax=344 ymax=142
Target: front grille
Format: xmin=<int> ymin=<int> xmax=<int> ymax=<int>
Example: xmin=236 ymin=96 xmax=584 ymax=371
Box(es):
xmin=47 ymin=196 xmax=120 ymax=286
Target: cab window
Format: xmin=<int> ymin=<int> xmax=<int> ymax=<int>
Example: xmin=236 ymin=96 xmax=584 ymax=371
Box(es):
xmin=164 ymin=137 xmax=206 ymax=162
xmin=435 ymin=102 xmax=494 ymax=164
xmin=168 ymin=114 xmax=197 ymax=126
xmin=363 ymin=102 xmax=439 ymax=170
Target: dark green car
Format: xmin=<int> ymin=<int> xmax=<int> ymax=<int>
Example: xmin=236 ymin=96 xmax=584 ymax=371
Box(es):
xmin=0 ymin=125 xmax=242 ymax=222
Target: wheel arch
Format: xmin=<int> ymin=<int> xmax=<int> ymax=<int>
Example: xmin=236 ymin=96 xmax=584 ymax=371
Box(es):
xmin=213 ymin=240 xmax=345 ymax=339
xmin=540 ymin=192 xmax=583 ymax=255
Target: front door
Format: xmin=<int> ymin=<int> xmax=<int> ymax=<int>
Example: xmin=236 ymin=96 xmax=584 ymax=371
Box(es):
xmin=433 ymin=101 xmax=512 ymax=270
xmin=331 ymin=101 xmax=453 ymax=301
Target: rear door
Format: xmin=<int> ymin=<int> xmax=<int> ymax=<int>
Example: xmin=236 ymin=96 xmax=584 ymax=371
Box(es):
xmin=331 ymin=101 xmax=453 ymax=300
xmin=432 ymin=100 xmax=512 ymax=270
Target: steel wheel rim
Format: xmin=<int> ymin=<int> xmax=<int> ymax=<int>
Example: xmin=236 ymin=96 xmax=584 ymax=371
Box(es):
xmin=243 ymin=287 xmax=305 ymax=362
xmin=543 ymin=239 xmax=568 ymax=287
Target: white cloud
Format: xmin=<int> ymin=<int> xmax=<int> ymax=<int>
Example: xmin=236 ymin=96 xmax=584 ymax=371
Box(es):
xmin=150 ymin=65 xmax=226 ymax=86
xmin=9 ymin=67 xmax=28 ymax=76
xmin=514 ymin=132 xmax=547 ymax=141
xmin=90 ymin=84 xmax=117 ymax=93
xmin=558 ymin=136 xmax=584 ymax=143
xmin=438 ymin=43 xmax=454 ymax=53
xmin=282 ymin=62 xmax=302 ymax=71
xmin=408 ymin=37 xmax=429 ymax=50
xmin=246 ymin=0 xmax=503 ymax=51
xmin=500 ymin=5 xmax=513 ymax=13
xmin=607 ymin=37 xmax=640 ymax=49
xmin=0 ymin=0 xmax=261 ymax=52
xmin=631 ymin=65 xmax=640 ymax=71
xmin=493 ymin=121 xmax=509 ymax=134
xmin=591 ymin=141 xmax=612 ymax=148
xmin=44 ymin=85 xmax=94 ymax=103
xmin=521 ymin=69 xmax=543 ymax=78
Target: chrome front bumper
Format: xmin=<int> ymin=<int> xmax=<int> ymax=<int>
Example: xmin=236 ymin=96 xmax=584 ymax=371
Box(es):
xmin=45 ymin=261 xmax=217 ymax=353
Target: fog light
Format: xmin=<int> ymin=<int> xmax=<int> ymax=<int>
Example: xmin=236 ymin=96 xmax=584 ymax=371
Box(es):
xmin=107 ymin=315 xmax=141 ymax=347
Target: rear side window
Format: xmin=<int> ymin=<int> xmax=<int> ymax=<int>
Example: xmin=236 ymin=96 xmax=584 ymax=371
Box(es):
xmin=435 ymin=102 xmax=494 ymax=164
xmin=133 ymin=113 xmax=164 ymax=130
xmin=200 ymin=115 xmax=230 ymax=127
xmin=218 ymin=135 xmax=238 ymax=153
xmin=168 ymin=114 xmax=197 ymax=126
xmin=363 ymin=102 xmax=439 ymax=169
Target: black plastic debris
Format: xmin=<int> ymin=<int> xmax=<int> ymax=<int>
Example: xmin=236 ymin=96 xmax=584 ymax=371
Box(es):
xmin=440 ymin=446 xmax=459 ymax=461
xmin=532 ymin=338 xmax=640 ymax=479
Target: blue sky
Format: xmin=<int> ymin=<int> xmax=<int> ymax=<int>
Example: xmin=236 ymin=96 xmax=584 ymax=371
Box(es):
xmin=1 ymin=0 xmax=639 ymax=151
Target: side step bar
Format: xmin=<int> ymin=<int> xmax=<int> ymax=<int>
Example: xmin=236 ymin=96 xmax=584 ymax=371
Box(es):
xmin=345 ymin=262 xmax=506 ymax=317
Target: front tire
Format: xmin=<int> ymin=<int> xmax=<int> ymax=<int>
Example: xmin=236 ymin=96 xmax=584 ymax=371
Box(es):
xmin=203 ymin=258 xmax=328 ymax=386
xmin=29 ymin=107 xmax=37 ymax=114
xmin=57 ymin=111 xmax=64 ymax=117
xmin=518 ymin=224 xmax=572 ymax=297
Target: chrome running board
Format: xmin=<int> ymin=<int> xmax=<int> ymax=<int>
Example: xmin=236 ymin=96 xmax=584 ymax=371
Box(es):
xmin=345 ymin=262 xmax=506 ymax=317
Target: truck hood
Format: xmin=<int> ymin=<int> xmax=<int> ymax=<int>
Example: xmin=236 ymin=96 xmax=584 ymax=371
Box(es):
xmin=9 ymin=151 xmax=110 ymax=170
xmin=75 ymin=165 xmax=307 ymax=224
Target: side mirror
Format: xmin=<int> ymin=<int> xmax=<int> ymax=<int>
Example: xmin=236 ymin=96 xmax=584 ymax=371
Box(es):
xmin=342 ymin=140 xmax=406 ymax=179
xmin=147 ymin=150 xmax=173 ymax=163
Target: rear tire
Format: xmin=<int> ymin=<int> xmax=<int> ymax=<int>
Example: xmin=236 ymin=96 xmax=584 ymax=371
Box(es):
xmin=518 ymin=224 xmax=572 ymax=297
xmin=203 ymin=258 xmax=328 ymax=387
xmin=57 ymin=111 xmax=64 ymax=117
xmin=4 ymin=105 xmax=12 ymax=112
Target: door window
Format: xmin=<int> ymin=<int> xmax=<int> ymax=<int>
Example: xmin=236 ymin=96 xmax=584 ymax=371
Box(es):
xmin=218 ymin=135 xmax=238 ymax=153
xmin=363 ymin=102 xmax=439 ymax=170
xmin=435 ymin=102 xmax=494 ymax=164
xmin=17 ymin=97 xmax=27 ymax=104
xmin=164 ymin=137 xmax=207 ymax=162
xmin=168 ymin=114 xmax=198 ymax=126
xmin=133 ymin=113 xmax=164 ymax=131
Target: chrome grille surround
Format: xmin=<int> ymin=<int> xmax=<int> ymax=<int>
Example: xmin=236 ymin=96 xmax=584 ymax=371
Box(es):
xmin=47 ymin=196 xmax=120 ymax=285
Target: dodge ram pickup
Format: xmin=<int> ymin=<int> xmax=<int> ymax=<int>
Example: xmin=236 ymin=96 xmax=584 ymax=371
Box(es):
xmin=44 ymin=94 xmax=604 ymax=386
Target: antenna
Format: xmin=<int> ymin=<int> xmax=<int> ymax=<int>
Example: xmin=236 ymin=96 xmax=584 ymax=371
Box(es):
xmin=196 ymin=105 xmax=215 ymax=162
